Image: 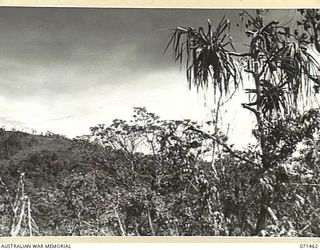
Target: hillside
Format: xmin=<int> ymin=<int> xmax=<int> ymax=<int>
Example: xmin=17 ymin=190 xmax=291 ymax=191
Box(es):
xmin=0 ymin=130 xmax=81 ymax=235
xmin=0 ymin=106 xmax=319 ymax=237
xmin=0 ymin=126 xmax=221 ymax=236
xmin=0 ymin=128 xmax=184 ymax=236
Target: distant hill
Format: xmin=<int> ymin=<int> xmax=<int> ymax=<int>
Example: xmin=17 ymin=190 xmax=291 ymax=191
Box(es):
xmin=0 ymin=116 xmax=318 ymax=237
xmin=0 ymin=129 xmax=159 ymax=236
xmin=0 ymin=130 xmax=78 ymax=187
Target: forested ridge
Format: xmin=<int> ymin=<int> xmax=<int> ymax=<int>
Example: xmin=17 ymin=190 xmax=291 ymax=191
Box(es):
xmin=0 ymin=106 xmax=319 ymax=236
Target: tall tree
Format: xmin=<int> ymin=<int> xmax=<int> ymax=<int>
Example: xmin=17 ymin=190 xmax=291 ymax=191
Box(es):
xmin=166 ymin=9 xmax=320 ymax=234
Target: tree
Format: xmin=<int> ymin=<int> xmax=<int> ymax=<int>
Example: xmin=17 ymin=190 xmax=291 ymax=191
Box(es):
xmin=166 ymin=9 xmax=320 ymax=234
xmin=0 ymin=173 xmax=38 ymax=236
xmin=89 ymin=107 xmax=234 ymax=235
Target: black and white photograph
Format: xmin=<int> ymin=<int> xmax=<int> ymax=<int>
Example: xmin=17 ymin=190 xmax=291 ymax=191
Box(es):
xmin=0 ymin=6 xmax=319 ymax=237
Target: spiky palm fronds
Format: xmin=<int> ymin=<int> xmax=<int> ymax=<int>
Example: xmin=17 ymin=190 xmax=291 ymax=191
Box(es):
xmin=297 ymin=9 xmax=320 ymax=53
xmin=165 ymin=17 xmax=241 ymax=95
xmin=243 ymin=10 xmax=320 ymax=117
xmin=166 ymin=11 xmax=320 ymax=118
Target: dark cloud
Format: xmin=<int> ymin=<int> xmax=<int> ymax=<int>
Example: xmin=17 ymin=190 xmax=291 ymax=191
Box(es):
xmin=0 ymin=8 xmax=298 ymax=97
xmin=0 ymin=7 xmax=301 ymax=142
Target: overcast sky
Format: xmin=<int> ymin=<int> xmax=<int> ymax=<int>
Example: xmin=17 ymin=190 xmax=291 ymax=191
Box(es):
xmin=0 ymin=8 xmax=309 ymax=148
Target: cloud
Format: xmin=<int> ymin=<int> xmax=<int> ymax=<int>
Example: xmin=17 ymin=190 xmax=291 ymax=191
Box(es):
xmin=0 ymin=8 xmax=301 ymax=148
xmin=0 ymin=116 xmax=26 ymax=127
xmin=0 ymin=66 xmax=255 ymax=148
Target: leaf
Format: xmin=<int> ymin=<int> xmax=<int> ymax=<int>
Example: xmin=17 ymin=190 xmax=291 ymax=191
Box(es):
xmin=165 ymin=16 xmax=241 ymax=97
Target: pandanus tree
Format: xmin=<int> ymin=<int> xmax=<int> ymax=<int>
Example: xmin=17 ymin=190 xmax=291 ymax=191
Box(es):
xmin=166 ymin=9 xmax=320 ymax=234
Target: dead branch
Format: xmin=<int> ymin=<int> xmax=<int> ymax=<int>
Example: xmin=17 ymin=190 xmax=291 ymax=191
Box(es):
xmin=187 ymin=125 xmax=260 ymax=167
xmin=147 ymin=206 xmax=155 ymax=236
xmin=113 ymin=207 xmax=126 ymax=236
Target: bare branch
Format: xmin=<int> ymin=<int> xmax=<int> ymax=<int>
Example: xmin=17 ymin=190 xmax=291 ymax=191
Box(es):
xmin=186 ymin=125 xmax=260 ymax=167
xmin=27 ymin=198 xmax=32 ymax=237
xmin=292 ymin=183 xmax=320 ymax=187
xmin=227 ymin=52 xmax=251 ymax=57
xmin=242 ymin=103 xmax=260 ymax=120
xmin=113 ymin=207 xmax=126 ymax=236
xmin=147 ymin=206 xmax=155 ymax=236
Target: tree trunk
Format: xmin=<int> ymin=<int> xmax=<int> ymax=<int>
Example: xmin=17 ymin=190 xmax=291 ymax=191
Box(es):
xmin=253 ymin=68 xmax=271 ymax=235
xmin=254 ymin=194 xmax=268 ymax=235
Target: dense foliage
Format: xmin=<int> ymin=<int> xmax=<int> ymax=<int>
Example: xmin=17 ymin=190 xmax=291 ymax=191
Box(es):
xmin=0 ymin=106 xmax=319 ymax=236
xmin=165 ymin=9 xmax=320 ymax=234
